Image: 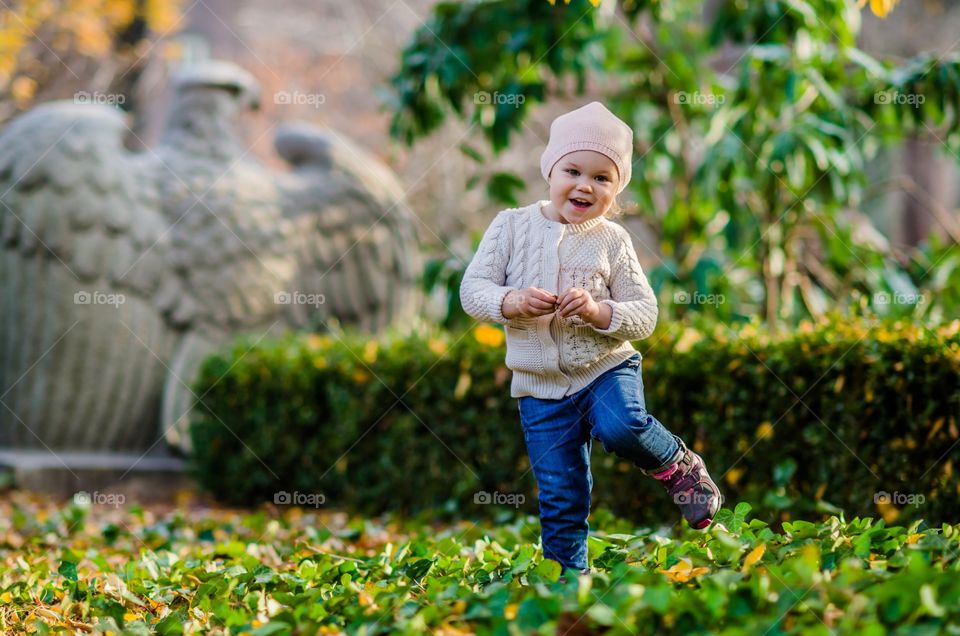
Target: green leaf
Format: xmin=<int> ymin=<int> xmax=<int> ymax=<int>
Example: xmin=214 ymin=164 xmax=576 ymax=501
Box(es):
xmin=250 ymin=623 xmax=290 ymax=636
xmin=532 ymin=558 xmax=561 ymax=582
xmin=772 ymin=458 xmax=797 ymax=486
xmin=517 ymin=597 xmax=552 ymax=629
xmin=57 ymin=560 xmax=78 ymax=582
xmin=458 ymin=143 xmax=484 ymax=163
xmin=254 ymin=565 xmax=278 ymax=584
xmin=644 ymin=585 xmax=672 ymax=613
xmin=733 ymin=502 xmax=752 ymax=531
xmin=155 ymin=612 xmax=187 ymax=635
xmin=485 ymin=171 xmax=526 ymax=207
xmin=404 ymin=558 xmax=436 ymax=580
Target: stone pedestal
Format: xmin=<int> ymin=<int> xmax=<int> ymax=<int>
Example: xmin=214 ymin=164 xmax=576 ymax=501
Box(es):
xmin=0 ymin=448 xmax=194 ymax=502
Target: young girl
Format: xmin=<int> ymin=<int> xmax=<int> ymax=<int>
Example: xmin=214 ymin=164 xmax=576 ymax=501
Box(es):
xmin=459 ymin=101 xmax=723 ymax=578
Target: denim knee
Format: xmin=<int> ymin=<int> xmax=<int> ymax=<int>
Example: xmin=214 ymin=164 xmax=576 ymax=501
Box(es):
xmin=592 ymin=411 xmax=654 ymax=454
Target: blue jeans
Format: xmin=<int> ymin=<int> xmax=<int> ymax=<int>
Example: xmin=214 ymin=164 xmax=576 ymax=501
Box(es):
xmin=517 ymin=354 xmax=682 ymax=573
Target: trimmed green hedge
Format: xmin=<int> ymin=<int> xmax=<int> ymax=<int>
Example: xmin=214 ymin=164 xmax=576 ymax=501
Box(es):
xmin=189 ymin=318 xmax=960 ymax=526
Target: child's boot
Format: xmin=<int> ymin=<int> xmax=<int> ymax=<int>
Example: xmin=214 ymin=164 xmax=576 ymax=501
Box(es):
xmin=643 ymin=436 xmax=723 ymax=529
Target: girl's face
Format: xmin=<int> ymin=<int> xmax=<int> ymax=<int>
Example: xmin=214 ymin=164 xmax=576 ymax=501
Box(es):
xmin=545 ymin=150 xmax=619 ymax=224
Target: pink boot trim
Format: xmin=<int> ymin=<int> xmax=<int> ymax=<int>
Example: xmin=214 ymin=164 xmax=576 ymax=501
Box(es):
xmin=652 ymin=463 xmax=678 ymax=480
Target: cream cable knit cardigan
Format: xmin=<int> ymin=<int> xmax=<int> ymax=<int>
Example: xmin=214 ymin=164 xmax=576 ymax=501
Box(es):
xmin=460 ymin=200 xmax=659 ymax=399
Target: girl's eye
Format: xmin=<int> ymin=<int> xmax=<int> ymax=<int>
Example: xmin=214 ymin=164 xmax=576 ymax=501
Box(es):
xmin=566 ymin=169 xmax=579 ymax=175
xmin=596 ymin=176 xmax=608 ymax=182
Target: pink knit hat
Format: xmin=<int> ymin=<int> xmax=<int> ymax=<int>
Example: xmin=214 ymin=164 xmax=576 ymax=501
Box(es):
xmin=540 ymin=101 xmax=633 ymax=194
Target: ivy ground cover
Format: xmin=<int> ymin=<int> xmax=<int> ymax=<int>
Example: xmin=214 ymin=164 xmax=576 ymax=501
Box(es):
xmin=1 ymin=493 xmax=958 ymax=635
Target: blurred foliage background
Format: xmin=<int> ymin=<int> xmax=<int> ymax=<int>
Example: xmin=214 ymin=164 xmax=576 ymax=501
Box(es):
xmin=3 ymin=0 xmax=958 ymax=527
xmin=2 ymin=0 xmax=956 ymax=332
xmin=191 ymin=318 xmax=960 ymax=526
xmin=0 ymin=0 xmax=182 ymax=121
xmin=393 ymin=0 xmax=960 ymax=331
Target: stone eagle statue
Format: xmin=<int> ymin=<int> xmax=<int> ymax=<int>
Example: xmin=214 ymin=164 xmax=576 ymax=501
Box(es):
xmin=0 ymin=60 xmax=422 ymax=456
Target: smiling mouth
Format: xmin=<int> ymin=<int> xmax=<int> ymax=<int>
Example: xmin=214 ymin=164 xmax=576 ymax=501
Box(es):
xmin=570 ymin=198 xmax=592 ymax=208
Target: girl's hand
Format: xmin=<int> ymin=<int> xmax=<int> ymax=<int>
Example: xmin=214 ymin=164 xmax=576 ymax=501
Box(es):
xmin=556 ymin=287 xmax=601 ymax=322
xmin=502 ymin=287 xmax=559 ymax=319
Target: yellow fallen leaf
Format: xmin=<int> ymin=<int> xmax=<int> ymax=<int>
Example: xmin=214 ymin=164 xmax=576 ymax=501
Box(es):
xmin=742 ymin=544 xmax=766 ymax=572
xmin=658 ymin=559 xmax=710 ymax=583
xmin=725 ymin=467 xmax=745 ymax=487
xmin=435 ymin=625 xmax=476 ymax=636
xmin=474 ymin=324 xmax=505 ymax=348
xmin=504 ymin=603 xmax=518 ymax=620
xmin=877 ymin=500 xmax=900 ymax=523
xmin=857 ymin=0 xmax=900 ymax=18
xmin=833 ymin=375 xmax=845 ymax=393
xmin=306 ymin=334 xmax=328 ymax=349
xmin=454 ymin=371 xmax=471 ymax=399
xmin=755 ymin=422 xmax=774 ymax=440
xmin=11 ymin=76 xmax=36 ymax=104
xmin=358 ymin=589 xmax=375 ymax=606
xmin=428 ymin=338 xmax=448 ymax=356
xmin=814 ymin=482 xmax=827 ymax=501
xmin=35 ymin=607 xmax=61 ymax=620
xmin=927 ymin=418 xmax=945 ymax=441
xmin=905 ymin=533 xmax=923 ymax=545
xmin=674 ymin=328 xmax=702 ymax=353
